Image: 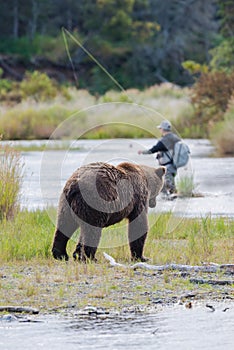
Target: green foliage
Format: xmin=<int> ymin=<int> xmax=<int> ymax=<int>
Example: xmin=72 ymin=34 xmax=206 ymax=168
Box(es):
xmin=96 ymin=0 xmax=134 ymax=41
xmin=0 ymin=37 xmax=41 ymax=58
xmin=0 ymin=79 xmax=14 ymax=103
xmin=182 ymin=60 xmax=208 ymax=75
xmin=210 ymin=37 xmax=234 ymax=73
xmin=132 ymin=20 xmax=160 ymax=42
xmin=0 ymin=68 xmax=14 ymax=98
xmin=0 ymin=0 xmax=219 ymax=91
xmin=0 ymin=144 xmax=23 ymax=220
xmin=0 ymin=79 xmax=12 ymax=93
xmin=0 ymin=71 xmax=71 ymax=104
xmin=217 ymin=0 xmax=234 ymax=38
xmin=20 ymin=71 xmax=58 ymax=101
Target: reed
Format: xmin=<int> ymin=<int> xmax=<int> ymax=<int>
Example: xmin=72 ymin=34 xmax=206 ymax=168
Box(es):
xmin=176 ymin=173 xmax=196 ymax=197
xmin=0 ymin=143 xmax=23 ymax=220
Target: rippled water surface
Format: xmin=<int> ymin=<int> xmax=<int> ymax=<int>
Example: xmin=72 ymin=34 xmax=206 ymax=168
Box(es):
xmin=1 ymin=304 xmax=233 ymax=350
xmin=17 ymin=138 xmax=234 ymax=217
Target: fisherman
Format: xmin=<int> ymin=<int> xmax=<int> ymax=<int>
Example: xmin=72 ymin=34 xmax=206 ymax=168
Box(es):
xmin=138 ymin=120 xmax=181 ymax=195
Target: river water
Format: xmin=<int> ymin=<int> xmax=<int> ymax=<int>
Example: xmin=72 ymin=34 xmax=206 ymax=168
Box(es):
xmin=1 ymin=303 xmax=234 ymax=350
xmin=17 ymin=138 xmax=234 ymax=217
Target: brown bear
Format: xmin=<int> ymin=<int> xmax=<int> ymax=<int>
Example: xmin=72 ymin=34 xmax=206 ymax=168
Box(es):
xmin=52 ymin=162 xmax=165 ymax=262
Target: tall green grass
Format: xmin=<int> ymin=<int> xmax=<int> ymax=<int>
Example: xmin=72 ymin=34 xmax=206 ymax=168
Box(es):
xmin=0 ymin=143 xmax=23 ymax=220
xmin=0 ymin=210 xmax=54 ymax=261
xmin=1 ymin=210 xmax=233 ymax=265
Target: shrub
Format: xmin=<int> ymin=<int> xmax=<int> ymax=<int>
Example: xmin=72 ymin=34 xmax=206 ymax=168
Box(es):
xmin=0 ymin=143 xmax=23 ymax=220
xmin=211 ymin=96 xmax=234 ymax=155
xmin=20 ymin=71 xmax=58 ymax=101
xmin=191 ymin=71 xmax=234 ymax=136
xmin=0 ymin=72 xmax=18 ymax=103
xmin=210 ymin=38 xmax=234 ymax=74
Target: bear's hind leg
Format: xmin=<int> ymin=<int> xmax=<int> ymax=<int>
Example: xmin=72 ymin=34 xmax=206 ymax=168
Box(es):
xmin=73 ymin=224 xmax=102 ymax=262
xmin=52 ymin=193 xmax=79 ymax=260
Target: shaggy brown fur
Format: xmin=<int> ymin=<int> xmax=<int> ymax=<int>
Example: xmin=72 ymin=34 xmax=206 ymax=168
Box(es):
xmin=52 ymin=162 xmax=165 ymax=261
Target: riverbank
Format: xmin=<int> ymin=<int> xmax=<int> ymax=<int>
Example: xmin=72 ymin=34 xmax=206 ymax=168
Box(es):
xmin=0 ymin=210 xmax=233 ymax=315
xmin=1 ymin=258 xmax=233 ymax=316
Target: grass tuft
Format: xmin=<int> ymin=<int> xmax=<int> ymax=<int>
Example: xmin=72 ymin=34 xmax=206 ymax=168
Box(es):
xmin=176 ymin=174 xmax=196 ymax=197
xmin=0 ymin=143 xmax=23 ymax=220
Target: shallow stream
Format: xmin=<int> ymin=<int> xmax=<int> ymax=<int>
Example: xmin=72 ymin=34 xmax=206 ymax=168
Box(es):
xmin=17 ymin=138 xmax=234 ymax=217
xmin=1 ymin=303 xmax=234 ymax=350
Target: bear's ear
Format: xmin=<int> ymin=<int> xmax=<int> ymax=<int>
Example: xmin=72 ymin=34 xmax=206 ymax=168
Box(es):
xmin=155 ymin=166 xmax=166 ymax=178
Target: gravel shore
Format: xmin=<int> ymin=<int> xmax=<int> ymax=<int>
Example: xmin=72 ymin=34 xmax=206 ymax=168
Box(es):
xmin=1 ymin=260 xmax=233 ymax=316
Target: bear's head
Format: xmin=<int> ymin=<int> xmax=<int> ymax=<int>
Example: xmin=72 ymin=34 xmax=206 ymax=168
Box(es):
xmin=142 ymin=166 xmax=166 ymax=208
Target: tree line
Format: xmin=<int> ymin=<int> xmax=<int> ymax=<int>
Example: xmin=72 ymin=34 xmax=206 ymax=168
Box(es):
xmin=0 ymin=0 xmax=233 ymax=93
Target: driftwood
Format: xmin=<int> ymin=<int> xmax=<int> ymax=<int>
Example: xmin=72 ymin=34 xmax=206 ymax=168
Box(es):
xmin=103 ymin=253 xmax=234 ymax=274
xmin=0 ymin=306 xmax=39 ymax=314
xmin=190 ymin=278 xmax=234 ymax=286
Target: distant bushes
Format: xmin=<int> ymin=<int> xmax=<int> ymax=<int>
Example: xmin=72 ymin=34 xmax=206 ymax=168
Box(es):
xmin=175 ymin=70 xmax=234 ymax=154
xmin=191 ymin=71 xmax=234 ymax=154
xmin=210 ymin=96 xmax=234 ymax=156
xmin=0 ymin=70 xmax=70 ymax=104
xmin=0 ymin=143 xmax=23 ymax=220
xmin=83 ymin=124 xmax=152 ymax=139
xmin=0 ymin=77 xmax=193 ymax=140
xmin=0 ymin=105 xmax=72 ymax=140
xmin=191 ymin=71 xmax=234 ymax=130
xmin=20 ymin=71 xmax=58 ymax=101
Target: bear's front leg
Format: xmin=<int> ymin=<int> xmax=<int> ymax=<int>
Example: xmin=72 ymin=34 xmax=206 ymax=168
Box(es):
xmin=128 ymin=209 xmax=149 ymax=262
